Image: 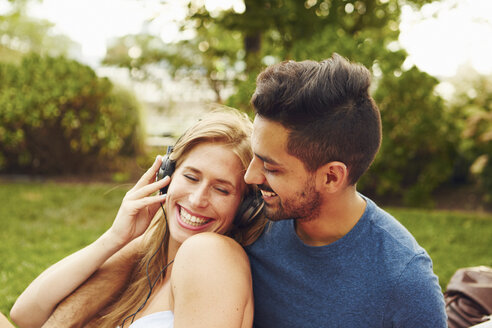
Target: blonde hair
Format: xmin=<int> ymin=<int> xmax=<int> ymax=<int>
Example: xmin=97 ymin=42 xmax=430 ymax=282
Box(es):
xmin=95 ymin=106 xmax=267 ymax=327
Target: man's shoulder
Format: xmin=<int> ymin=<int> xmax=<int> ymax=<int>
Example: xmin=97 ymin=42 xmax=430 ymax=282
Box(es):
xmin=363 ymin=197 xmax=424 ymax=256
xmin=361 ymin=199 xmax=438 ymax=287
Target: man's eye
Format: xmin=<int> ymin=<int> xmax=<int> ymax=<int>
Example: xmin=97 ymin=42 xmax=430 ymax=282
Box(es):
xmin=263 ymin=167 xmax=277 ymax=174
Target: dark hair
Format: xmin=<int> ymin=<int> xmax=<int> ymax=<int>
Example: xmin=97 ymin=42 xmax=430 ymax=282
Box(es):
xmin=251 ymin=53 xmax=382 ymax=185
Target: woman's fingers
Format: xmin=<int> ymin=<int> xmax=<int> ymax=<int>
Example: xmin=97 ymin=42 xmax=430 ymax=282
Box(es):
xmin=127 ymin=176 xmax=170 ymax=201
xmin=139 ymin=193 xmax=167 ymax=209
xmin=120 ymin=178 xmax=169 ymax=215
xmin=124 ymin=193 xmax=167 ymax=216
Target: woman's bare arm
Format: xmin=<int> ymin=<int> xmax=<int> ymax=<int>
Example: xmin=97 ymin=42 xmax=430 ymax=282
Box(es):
xmin=10 ymin=231 xmax=128 ymax=328
xmin=41 ymin=238 xmax=141 ymax=328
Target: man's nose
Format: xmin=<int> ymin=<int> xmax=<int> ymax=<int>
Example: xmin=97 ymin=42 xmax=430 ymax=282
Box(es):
xmin=244 ymin=157 xmax=265 ymax=185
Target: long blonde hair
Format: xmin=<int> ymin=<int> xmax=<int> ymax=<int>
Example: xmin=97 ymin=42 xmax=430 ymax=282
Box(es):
xmin=96 ymin=107 xmax=267 ymax=327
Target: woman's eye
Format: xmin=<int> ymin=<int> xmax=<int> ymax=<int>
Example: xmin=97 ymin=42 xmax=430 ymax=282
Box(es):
xmin=184 ymin=174 xmax=198 ymax=182
xmin=215 ymin=187 xmax=230 ymax=195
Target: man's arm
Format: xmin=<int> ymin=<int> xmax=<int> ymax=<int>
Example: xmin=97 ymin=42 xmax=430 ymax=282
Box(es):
xmin=41 ymin=238 xmax=141 ymax=328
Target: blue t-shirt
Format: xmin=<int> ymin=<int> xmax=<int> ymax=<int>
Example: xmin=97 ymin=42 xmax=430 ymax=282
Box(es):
xmin=246 ymin=196 xmax=447 ymax=327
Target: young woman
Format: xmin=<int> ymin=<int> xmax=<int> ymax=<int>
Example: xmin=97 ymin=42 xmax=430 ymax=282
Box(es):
xmin=11 ymin=108 xmax=266 ymax=328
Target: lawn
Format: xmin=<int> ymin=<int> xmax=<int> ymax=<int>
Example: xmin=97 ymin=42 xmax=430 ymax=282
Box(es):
xmin=0 ymin=181 xmax=130 ymax=318
xmin=1 ymin=181 xmax=492 ymax=319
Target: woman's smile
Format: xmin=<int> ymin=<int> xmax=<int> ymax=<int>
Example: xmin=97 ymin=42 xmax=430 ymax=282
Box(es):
xmin=176 ymin=205 xmax=214 ymax=231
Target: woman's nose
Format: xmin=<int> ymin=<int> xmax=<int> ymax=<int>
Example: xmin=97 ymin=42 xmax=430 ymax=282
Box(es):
xmin=188 ymin=184 xmax=209 ymax=208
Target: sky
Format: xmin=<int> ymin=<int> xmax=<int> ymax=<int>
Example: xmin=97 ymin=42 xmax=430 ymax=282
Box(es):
xmin=399 ymin=0 xmax=492 ymax=77
xmin=18 ymin=0 xmax=492 ymax=78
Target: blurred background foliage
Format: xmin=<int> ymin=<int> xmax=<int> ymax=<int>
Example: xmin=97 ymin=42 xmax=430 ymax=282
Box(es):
xmin=1 ymin=0 xmax=492 ymax=206
xmin=0 ymin=54 xmax=144 ymax=174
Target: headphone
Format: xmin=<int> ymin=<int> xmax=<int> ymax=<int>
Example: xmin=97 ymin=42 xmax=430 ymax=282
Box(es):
xmin=156 ymin=146 xmax=176 ymax=195
xmin=156 ymin=145 xmax=264 ymax=228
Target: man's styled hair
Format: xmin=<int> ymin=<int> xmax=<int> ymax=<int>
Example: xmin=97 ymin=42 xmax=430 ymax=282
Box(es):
xmin=251 ymin=53 xmax=382 ymax=185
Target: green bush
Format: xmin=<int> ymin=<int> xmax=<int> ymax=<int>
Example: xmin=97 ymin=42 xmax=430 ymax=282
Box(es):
xmin=360 ymin=68 xmax=458 ymax=206
xmin=0 ymin=53 xmax=143 ymax=174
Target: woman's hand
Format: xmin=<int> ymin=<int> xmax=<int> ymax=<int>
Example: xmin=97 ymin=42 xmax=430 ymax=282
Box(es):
xmin=108 ymin=156 xmax=171 ymax=247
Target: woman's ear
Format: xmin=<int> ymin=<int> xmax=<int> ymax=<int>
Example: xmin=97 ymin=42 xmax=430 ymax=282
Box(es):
xmin=316 ymin=161 xmax=348 ymax=193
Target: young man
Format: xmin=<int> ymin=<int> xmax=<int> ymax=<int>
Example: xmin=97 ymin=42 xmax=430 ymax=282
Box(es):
xmin=19 ymin=54 xmax=446 ymax=327
xmin=243 ymin=54 xmax=447 ymax=327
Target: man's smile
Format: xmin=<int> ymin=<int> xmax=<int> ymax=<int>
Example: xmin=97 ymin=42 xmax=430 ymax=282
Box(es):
xmin=258 ymin=184 xmax=278 ymax=199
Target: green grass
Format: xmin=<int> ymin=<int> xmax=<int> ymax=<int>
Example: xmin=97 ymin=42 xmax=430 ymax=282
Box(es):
xmin=1 ymin=182 xmax=492 ymax=319
xmin=0 ymin=181 xmax=130 ymax=318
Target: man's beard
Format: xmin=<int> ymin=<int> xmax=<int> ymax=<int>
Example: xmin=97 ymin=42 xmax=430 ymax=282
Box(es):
xmin=261 ymin=179 xmax=321 ymax=222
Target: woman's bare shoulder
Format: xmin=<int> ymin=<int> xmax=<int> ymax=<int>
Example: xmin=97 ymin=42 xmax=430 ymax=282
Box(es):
xmin=174 ymin=232 xmax=249 ymax=272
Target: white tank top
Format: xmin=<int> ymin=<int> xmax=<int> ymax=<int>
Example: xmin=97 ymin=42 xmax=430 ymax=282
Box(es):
xmin=128 ymin=311 xmax=174 ymax=328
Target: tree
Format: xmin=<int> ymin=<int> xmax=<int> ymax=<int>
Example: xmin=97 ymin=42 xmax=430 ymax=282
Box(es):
xmin=181 ymin=0 xmax=443 ymax=113
xmin=103 ymin=0 xmax=438 ymax=104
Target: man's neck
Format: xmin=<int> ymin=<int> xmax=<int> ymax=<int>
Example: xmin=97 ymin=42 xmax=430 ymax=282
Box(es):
xmin=295 ymin=188 xmax=366 ymax=246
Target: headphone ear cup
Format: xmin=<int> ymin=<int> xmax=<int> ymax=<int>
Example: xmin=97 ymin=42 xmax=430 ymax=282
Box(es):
xmin=156 ymin=146 xmax=176 ymax=195
xmin=234 ymin=191 xmax=264 ymax=227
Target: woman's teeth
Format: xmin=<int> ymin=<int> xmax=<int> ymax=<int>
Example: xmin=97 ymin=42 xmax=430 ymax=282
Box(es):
xmin=261 ymin=190 xmax=277 ymax=197
xmin=180 ymin=207 xmax=211 ymax=226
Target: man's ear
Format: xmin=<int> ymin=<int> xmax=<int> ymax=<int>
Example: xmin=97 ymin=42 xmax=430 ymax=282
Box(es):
xmin=316 ymin=161 xmax=348 ymax=193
